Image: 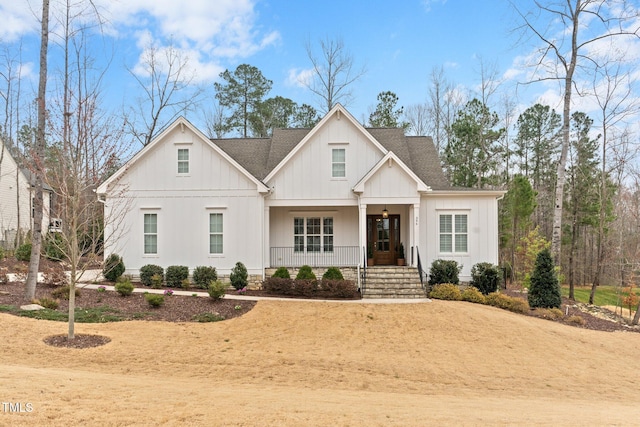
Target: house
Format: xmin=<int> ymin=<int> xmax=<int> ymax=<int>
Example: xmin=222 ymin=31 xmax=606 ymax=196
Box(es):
xmin=0 ymin=138 xmax=53 ymax=249
xmin=97 ymin=104 xmax=503 ymax=291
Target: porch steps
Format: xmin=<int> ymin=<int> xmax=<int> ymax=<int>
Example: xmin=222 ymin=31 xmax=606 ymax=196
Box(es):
xmin=362 ymin=266 xmax=426 ymax=299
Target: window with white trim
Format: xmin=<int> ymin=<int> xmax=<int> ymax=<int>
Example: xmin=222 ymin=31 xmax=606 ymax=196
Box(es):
xmin=332 ymin=148 xmax=345 ymax=178
xmin=144 ymin=213 xmax=158 ymax=254
xmin=209 ymin=213 xmax=223 ymax=254
xmin=294 ymin=217 xmax=334 ymax=252
xmin=178 ymin=148 xmax=189 ymax=174
xmin=439 ymin=213 xmax=468 ymax=253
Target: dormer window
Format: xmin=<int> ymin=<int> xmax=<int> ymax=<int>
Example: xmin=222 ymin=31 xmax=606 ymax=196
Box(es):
xmin=332 ymin=148 xmax=345 ymax=178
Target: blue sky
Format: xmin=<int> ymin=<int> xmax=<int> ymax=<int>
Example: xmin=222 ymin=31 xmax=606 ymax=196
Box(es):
xmin=1 ymin=0 xmax=639 ymax=137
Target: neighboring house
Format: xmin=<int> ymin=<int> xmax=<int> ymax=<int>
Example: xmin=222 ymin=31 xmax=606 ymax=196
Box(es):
xmin=0 ymin=138 xmax=53 ymax=249
xmin=97 ymin=104 xmax=503 ymax=285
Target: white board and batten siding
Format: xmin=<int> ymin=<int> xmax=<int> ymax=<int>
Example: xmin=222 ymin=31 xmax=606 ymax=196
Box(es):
xmin=266 ymin=114 xmax=384 ymax=205
xmin=102 ymin=124 xmax=265 ymax=277
xmin=420 ymin=193 xmax=500 ymax=281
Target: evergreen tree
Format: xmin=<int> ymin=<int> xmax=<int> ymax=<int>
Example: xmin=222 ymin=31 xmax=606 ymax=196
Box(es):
xmin=368 ymin=91 xmax=409 ymax=129
xmin=528 ymin=248 xmax=561 ymax=309
xmin=214 ymin=64 xmax=272 ymax=137
xmin=249 ymin=96 xmax=297 ymax=137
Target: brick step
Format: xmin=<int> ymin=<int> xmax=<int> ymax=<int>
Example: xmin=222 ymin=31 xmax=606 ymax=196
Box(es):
xmin=363 ymin=291 xmax=426 ymax=299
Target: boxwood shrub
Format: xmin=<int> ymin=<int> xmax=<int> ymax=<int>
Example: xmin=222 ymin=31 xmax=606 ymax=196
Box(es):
xmin=470 ymin=262 xmax=501 ymax=295
xmin=428 ymin=259 xmax=461 ymax=286
xmin=103 ymin=254 xmax=125 ymax=282
xmin=140 ymin=264 xmax=164 ymax=287
xmin=192 ymin=266 xmax=217 ymax=289
xmin=166 ymin=265 xmax=189 ymax=288
xmin=322 ymin=267 xmax=343 ymax=280
xmin=272 ymin=266 xmax=291 ymax=279
xmin=295 ymin=265 xmax=316 ymax=280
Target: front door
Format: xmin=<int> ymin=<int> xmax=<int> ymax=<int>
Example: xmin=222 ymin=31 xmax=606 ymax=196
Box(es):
xmin=367 ymin=215 xmax=400 ymax=265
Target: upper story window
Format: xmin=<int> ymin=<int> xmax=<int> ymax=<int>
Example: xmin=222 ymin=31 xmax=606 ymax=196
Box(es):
xmin=332 ymin=148 xmax=345 ymax=178
xmin=178 ymin=148 xmax=189 ymax=174
xmin=439 ymin=213 xmax=468 ymax=253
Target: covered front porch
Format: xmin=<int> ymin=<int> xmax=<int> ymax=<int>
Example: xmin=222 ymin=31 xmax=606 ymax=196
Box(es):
xmin=265 ymin=203 xmax=420 ymax=269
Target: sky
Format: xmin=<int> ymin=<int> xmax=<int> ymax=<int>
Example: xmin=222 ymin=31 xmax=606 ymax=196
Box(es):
xmin=1 ymin=0 xmax=639 ymax=138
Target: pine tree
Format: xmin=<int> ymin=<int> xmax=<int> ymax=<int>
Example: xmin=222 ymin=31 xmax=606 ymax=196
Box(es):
xmin=528 ymin=248 xmax=561 ymax=309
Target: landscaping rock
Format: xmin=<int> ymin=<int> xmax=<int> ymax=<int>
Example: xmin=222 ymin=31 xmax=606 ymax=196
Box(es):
xmin=20 ymin=304 xmax=45 ymax=311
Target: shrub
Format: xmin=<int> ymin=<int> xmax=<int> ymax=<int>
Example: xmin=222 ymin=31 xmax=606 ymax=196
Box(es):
xmin=103 ymin=254 xmax=125 ymax=282
xmin=296 ymin=265 xmax=316 ymax=280
xmin=42 ymin=267 xmax=68 ymax=287
xmin=166 ymin=265 xmax=189 ymax=288
xmin=429 ymin=283 xmax=461 ymax=300
xmin=192 ymin=266 xmax=217 ymax=289
xmin=536 ymin=307 xmax=564 ymax=320
xmin=320 ymin=279 xmax=358 ymax=298
xmin=150 ymin=274 xmax=163 ymax=289
xmin=292 ymin=279 xmax=317 ymax=297
xmin=272 ymin=266 xmax=291 ymax=279
xmin=461 ymin=286 xmax=486 ymax=304
xmin=140 ymin=264 xmax=164 ymax=287
xmin=44 ymin=233 xmax=66 ymax=261
xmin=208 ymin=280 xmax=226 ymax=300
xmin=15 ymin=243 xmax=32 ymax=262
xmin=262 ymin=277 xmax=294 ymax=295
xmin=192 ymin=312 xmax=225 ymax=322
xmin=428 ymin=259 xmax=461 ymax=287
xmin=470 ymin=262 xmax=501 ymax=295
xmin=322 ymin=267 xmax=343 ymax=280
xmin=145 ymin=293 xmax=164 ymax=307
xmin=181 ymin=279 xmax=191 ymax=290
xmin=0 ymin=246 xmax=4 ymax=261
xmin=35 ymin=297 xmax=59 ymax=310
xmin=485 ymin=292 xmax=530 ymax=314
xmin=51 ymin=285 xmax=80 ymax=300
xmin=115 ymin=280 xmax=134 ymax=296
xmin=566 ymin=315 xmax=585 ymax=326
xmin=230 ymin=262 xmax=248 ymax=290
xmin=528 ymin=248 xmax=561 ymax=309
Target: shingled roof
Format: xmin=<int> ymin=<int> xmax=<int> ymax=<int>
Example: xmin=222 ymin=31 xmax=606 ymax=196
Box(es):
xmin=211 ymin=127 xmax=451 ymax=190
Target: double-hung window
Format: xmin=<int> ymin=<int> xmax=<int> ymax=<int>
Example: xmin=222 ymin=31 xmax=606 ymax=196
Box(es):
xmin=332 ymin=148 xmax=345 ymax=178
xmin=209 ymin=213 xmax=223 ymax=254
xmin=177 ymin=148 xmax=189 ymax=174
xmin=439 ymin=213 xmax=468 ymax=253
xmin=144 ymin=213 xmax=158 ymax=254
xmin=294 ymin=217 xmax=334 ymax=252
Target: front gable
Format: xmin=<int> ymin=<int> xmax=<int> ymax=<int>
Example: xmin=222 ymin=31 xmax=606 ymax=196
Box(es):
xmin=97 ymin=117 xmax=269 ymax=195
xmin=265 ymin=104 xmax=388 ymax=204
xmin=353 ymin=152 xmax=430 ymax=203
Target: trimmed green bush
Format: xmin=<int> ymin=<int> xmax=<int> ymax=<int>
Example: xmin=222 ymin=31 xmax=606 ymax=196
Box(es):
xmin=115 ymin=280 xmax=134 ymax=296
xmin=15 ymin=243 xmax=32 ymax=262
xmin=272 ymin=266 xmax=291 ymax=279
xmin=322 ymin=267 xmax=344 ymax=280
xmin=192 ymin=266 xmax=217 ymax=289
xmin=166 ymin=265 xmax=189 ymax=288
xmin=208 ymin=280 xmax=226 ymax=300
xmin=295 ymin=265 xmax=316 ymax=280
xmin=44 ymin=233 xmax=65 ymax=261
xmin=140 ymin=264 xmax=164 ymax=287
xmin=428 ymin=283 xmax=462 ymax=300
xmin=230 ymin=262 xmax=248 ymax=290
xmin=103 ymin=254 xmax=125 ymax=282
xmin=528 ymin=248 xmax=561 ymax=309
xmin=144 ymin=293 xmax=164 ymax=307
xmin=461 ymin=286 xmax=486 ymax=304
xmin=428 ymin=259 xmax=461 ymax=286
xmin=470 ymin=262 xmax=501 ymax=295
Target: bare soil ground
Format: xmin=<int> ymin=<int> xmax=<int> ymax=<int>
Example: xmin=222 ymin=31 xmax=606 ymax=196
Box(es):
xmin=1 ymin=295 xmax=640 ymax=425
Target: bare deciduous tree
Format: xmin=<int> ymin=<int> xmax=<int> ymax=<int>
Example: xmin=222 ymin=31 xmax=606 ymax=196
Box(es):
xmin=303 ymin=37 xmax=366 ymax=114
xmin=514 ymin=0 xmax=640 ymax=266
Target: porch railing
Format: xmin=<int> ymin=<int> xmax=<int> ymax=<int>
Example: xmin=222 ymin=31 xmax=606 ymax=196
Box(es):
xmin=270 ymin=246 xmax=360 ymax=268
xmin=416 ymin=246 xmax=428 ymax=292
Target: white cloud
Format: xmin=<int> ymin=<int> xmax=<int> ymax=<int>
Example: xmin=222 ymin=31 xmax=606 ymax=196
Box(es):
xmin=0 ymin=0 xmax=39 ymax=41
xmin=286 ymin=68 xmax=314 ymax=88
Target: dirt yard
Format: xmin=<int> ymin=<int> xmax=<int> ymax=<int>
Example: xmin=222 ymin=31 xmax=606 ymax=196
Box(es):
xmin=1 ymin=299 xmax=639 ymax=426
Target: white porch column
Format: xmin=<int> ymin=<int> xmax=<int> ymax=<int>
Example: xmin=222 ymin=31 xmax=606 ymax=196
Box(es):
xmin=359 ymin=202 xmax=367 ymax=266
xmin=263 ymin=205 xmax=270 ymax=275
xmin=412 ymin=203 xmax=420 ymax=267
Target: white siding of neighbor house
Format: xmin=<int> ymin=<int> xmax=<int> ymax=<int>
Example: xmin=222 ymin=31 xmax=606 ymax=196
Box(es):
xmin=420 ymin=194 xmax=500 ymax=281
xmin=0 ymin=142 xmax=51 ymax=246
xmin=267 ymin=115 xmax=384 ymax=204
xmin=102 ymin=125 xmax=264 ymax=277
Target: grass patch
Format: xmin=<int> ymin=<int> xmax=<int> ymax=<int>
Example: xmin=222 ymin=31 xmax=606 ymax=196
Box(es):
xmin=561 ymin=285 xmax=640 ymax=307
xmin=192 ymin=312 xmax=225 ymax=323
xmin=0 ymin=304 xmax=19 ymax=313
xmin=1 ymin=305 xmax=127 ymax=322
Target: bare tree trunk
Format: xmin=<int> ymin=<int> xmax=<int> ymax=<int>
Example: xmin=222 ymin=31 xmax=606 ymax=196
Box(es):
xmin=25 ymin=0 xmax=49 ymax=301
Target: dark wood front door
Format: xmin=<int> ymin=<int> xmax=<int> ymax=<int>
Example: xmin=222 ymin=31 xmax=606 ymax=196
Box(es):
xmin=367 ymin=215 xmax=400 ymax=265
